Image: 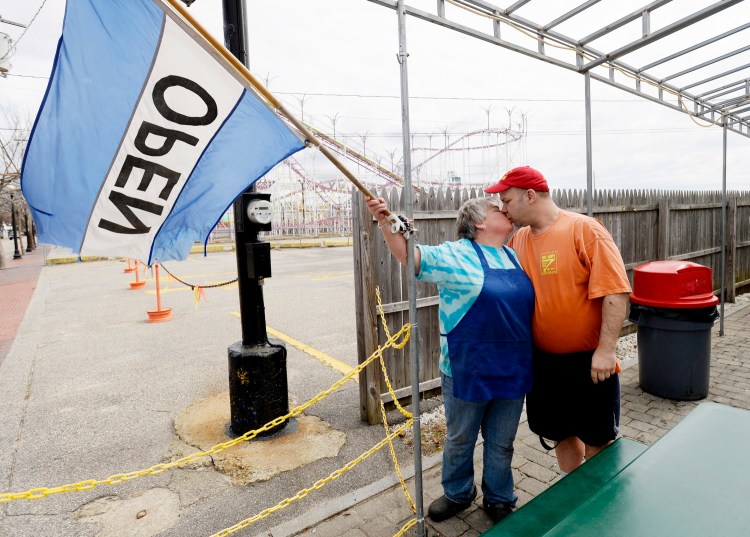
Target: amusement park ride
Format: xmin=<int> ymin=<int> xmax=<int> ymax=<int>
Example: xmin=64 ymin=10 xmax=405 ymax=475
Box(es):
xmin=238 ymin=118 xmax=526 ymax=238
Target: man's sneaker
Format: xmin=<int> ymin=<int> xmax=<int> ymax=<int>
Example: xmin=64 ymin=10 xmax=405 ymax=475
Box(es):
xmin=482 ymin=499 xmax=514 ymax=524
xmin=427 ymin=495 xmax=473 ymax=522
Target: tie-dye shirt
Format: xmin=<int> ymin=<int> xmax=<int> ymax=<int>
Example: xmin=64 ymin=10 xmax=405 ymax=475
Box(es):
xmin=417 ymin=238 xmax=523 ymax=377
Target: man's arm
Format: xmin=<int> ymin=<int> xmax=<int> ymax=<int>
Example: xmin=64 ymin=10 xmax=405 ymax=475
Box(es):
xmin=591 ymin=293 xmax=629 ymax=384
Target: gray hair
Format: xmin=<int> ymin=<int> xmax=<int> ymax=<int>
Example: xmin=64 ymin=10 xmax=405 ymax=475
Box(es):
xmin=456 ymin=197 xmax=501 ymax=240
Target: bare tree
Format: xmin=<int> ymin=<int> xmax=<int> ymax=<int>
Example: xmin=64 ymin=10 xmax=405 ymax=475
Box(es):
xmin=0 ymin=104 xmax=31 ymax=268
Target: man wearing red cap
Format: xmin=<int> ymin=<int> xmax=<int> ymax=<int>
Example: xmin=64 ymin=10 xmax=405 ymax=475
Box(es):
xmin=485 ymin=166 xmax=631 ymax=474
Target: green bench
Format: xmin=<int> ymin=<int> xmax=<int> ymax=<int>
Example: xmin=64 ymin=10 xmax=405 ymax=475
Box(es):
xmin=482 ymin=403 xmax=750 ymax=536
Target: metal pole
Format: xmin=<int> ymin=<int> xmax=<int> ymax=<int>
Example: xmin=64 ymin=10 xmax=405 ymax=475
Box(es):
xmin=222 ymin=0 xmax=289 ymax=436
xmin=720 ymin=117 xmax=727 ymax=336
xmin=10 ymin=193 xmax=21 ymax=259
xmin=223 ymin=0 xmax=265 ymax=347
xmin=584 ymin=71 xmax=594 ymax=217
xmin=396 ymin=2 xmax=424 ymax=535
xmin=24 ymin=209 xmax=32 ymax=252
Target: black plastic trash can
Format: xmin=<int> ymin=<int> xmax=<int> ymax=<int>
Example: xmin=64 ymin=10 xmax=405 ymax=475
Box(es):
xmin=629 ymin=261 xmax=719 ymax=401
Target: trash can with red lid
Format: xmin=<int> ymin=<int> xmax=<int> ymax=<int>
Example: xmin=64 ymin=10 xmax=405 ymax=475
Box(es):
xmin=628 ymin=261 xmax=719 ymax=400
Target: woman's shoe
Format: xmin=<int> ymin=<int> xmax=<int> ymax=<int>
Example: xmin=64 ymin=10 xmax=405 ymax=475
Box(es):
xmin=427 ymin=495 xmax=473 ymax=522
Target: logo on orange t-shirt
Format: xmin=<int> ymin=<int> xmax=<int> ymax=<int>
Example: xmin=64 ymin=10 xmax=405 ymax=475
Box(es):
xmin=540 ymin=252 xmax=557 ymax=275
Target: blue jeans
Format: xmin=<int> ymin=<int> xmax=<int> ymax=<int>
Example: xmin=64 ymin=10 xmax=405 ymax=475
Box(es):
xmin=441 ymin=373 xmax=524 ymax=505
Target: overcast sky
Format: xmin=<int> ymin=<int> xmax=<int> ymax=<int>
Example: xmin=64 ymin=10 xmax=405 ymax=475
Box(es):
xmin=1 ymin=0 xmax=749 ymax=191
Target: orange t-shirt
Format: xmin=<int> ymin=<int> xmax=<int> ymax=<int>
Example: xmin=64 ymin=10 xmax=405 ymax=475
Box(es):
xmin=509 ymin=210 xmax=631 ymax=354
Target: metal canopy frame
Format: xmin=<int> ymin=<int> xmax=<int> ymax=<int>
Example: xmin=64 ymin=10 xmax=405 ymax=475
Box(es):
xmin=369 ymin=0 xmax=750 ymax=138
xmin=368 ymin=3 xmax=748 ymax=534
xmin=370 ymin=0 xmax=746 ymax=328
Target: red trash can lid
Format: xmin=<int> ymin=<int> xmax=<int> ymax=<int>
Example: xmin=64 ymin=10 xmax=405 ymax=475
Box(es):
xmin=630 ymin=260 xmax=719 ymax=308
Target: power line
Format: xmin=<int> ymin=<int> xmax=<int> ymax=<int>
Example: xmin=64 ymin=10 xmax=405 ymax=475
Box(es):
xmin=0 ymin=0 xmax=50 ymax=62
xmin=274 ymin=91 xmax=643 ymax=103
xmin=0 ymin=80 xmax=652 ymax=103
xmin=5 ymin=73 xmax=48 ymax=79
xmin=332 ymin=127 xmax=700 ymax=138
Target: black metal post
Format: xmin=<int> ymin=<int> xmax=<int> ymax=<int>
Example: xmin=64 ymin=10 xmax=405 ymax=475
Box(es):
xmin=24 ymin=209 xmax=32 ymax=253
xmin=223 ymin=0 xmax=288 ymax=437
xmin=10 ymin=193 xmax=22 ymax=259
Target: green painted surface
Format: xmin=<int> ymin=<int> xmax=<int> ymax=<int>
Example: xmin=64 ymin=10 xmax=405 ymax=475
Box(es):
xmin=481 ymin=438 xmax=648 ymax=536
xmin=484 ymin=404 xmax=750 ymax=536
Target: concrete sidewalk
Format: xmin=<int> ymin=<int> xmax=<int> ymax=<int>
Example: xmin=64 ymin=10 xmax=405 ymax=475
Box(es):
xmin=0 ymin=238 xmax=44 ymax=366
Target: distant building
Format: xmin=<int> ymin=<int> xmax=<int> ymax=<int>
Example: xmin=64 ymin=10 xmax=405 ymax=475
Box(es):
xmin=447 ymin=171 xmax=462 ymax=186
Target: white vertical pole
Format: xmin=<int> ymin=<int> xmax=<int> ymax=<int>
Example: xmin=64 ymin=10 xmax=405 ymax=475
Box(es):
xmin=584 ymin=71 xmax=594 ymax=217
xmin=396 ymin=1 xmax=424 ymax=535
xmin=720 ymin=117 xmax=727 ymax=336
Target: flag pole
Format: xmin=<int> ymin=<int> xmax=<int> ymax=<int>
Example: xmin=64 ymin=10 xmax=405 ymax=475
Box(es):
xmin=164 ymin=0 xmax=391 ymax=213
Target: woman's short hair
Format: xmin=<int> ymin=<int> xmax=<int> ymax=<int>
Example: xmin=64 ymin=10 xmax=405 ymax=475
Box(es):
xmin=456 ymin=197 xmax=501 ymax=240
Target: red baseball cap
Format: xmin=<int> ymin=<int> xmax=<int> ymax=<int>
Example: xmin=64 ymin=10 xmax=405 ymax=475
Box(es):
xmin=484 ymin=166 xmax=549 ymax=193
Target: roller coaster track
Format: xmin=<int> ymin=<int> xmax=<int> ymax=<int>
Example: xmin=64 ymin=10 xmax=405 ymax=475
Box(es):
xmin=305 ymin=124 xmax=406 ymax=188
xmin=409 ymin=127 xmax=524 ymax=179
xmin=258 ymin=121 xmax=525 ymax=196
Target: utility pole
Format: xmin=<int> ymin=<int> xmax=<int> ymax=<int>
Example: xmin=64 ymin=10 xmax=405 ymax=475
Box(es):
xmin=326 ymin=112 xmax=339 ymax=140
xmin=221 ymin=0 xmax=289 ymax=437
xmin=0 ymin=15 xmax=27 ymax=77
xmin=480 ymin=105 xmax=493 ymax=182
xmin=295 ymin=94 xmax=307 ymax=122
xmin=9 ymin=192 xmax=21 ymax=259
xmin=23 ymin=208 xmax=31 ymax=252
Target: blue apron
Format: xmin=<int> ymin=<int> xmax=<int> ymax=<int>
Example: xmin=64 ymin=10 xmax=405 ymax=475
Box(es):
xmin=445 ymin=242 xmax=534 ymax=401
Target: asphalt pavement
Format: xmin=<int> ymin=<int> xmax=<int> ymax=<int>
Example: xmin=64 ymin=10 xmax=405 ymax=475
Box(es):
xmin=0 ymin=240 xmax=434 ymax=537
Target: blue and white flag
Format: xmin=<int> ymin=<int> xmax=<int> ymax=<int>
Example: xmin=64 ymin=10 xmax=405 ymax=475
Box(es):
xmin=21 ymin=0 xmax=305 ymax=263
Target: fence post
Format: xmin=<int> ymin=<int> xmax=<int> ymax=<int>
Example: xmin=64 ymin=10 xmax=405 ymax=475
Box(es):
xmin=726 ymin=196 xmax=737 ymax=302
xmin=658 ymin=198 xmax=670 ymax=259
xmin=353 ymin=191 xmax=384 ymax=424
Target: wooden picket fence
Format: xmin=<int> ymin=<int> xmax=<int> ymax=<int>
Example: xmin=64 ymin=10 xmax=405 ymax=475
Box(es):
xmin=353 ymin=187 xmax=750 ymax=423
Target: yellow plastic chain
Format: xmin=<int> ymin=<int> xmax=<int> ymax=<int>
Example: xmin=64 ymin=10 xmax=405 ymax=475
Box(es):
xmin=394 ymin=517 xmax=418 ymax=537
xmin=212 ymin=288 xmax=419 ymax=535
xmin=2 ymin=287 xmax=421 ymax=537
xmin=374 ymin=287 xmax=416 ymax=514
xmin=379 ymin=397 xmax=416 ymax=515
xmin=375 ymin=287 xmax=413 ymax=421
xmin=0 ymin=319 xmax=410 ymax=504
xmin=211 ymin=418 xmax=414 ymax=537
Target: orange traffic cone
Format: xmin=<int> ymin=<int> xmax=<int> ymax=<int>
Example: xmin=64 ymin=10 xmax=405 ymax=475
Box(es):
xmin=123 ymin=258 xmax=136 ymax=273
xmin=147 ymin=264 xmax=172 ymax=322
xmin=129 ymin=260 xmax=146 ymax=290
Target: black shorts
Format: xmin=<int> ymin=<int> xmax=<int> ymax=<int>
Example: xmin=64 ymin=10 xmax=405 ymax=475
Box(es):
xmin=526 ymin=348 xmax=620 ymax=447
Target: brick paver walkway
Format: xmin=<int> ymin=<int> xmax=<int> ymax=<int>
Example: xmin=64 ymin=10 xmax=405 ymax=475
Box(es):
xmin=304 ymin=302 xmax=750 ymax=537
xmin=0 ymin=238 xmax=44 ymax=366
